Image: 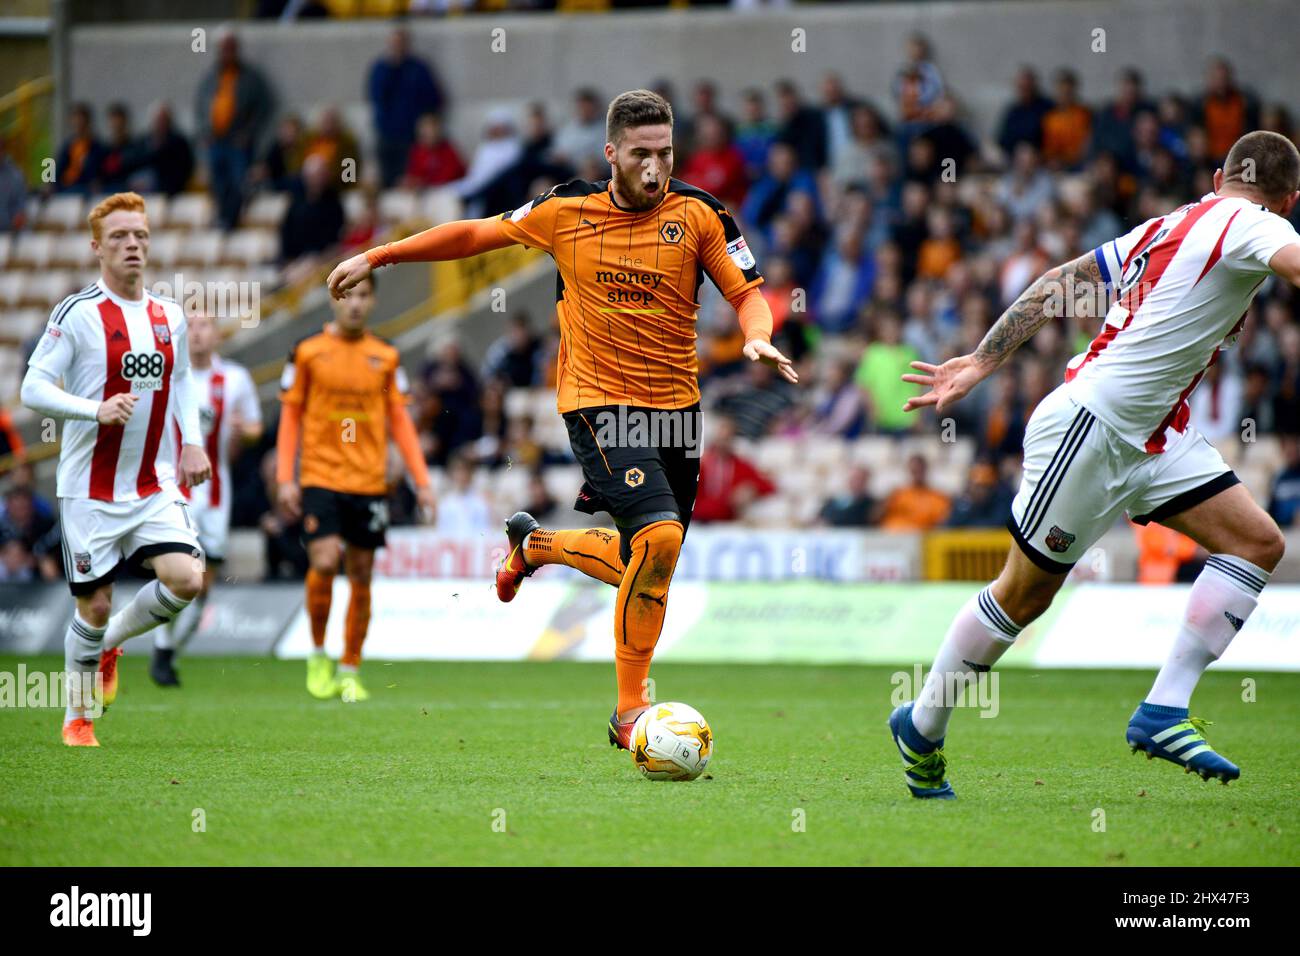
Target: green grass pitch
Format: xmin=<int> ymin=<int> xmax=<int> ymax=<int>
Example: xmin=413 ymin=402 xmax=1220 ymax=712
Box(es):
xmin=1 ymin=655 xmax=1296 ymax=866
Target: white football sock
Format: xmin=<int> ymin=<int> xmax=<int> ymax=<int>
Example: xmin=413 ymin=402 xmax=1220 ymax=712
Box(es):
xmin=911 ymin=585 xmax=1020 ymax=742
xmin=104 ymin=580 xmax=191 ymax=651
xmin=155 ymin=592 xmax=205 ymax=652
xmin=64 ymin=613 xmax=105 ymax=722
xmin=1146 ymin=554 xmax=1268 ymax=708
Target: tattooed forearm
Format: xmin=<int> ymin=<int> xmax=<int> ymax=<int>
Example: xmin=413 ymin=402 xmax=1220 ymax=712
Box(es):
xmin=975 ymin=251 xmax=1103 ymax=368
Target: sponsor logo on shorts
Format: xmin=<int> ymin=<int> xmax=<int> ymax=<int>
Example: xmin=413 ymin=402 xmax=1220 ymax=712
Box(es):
xmin=304 ymin=514 xmax=319 ymax=534
xmin=1045 ymin=525 xmax=1076 ymax=554
xmin=624 ymin=467 xmax=645 ymax=488
xmin=74 ymin=552 xmax=92 ymax=575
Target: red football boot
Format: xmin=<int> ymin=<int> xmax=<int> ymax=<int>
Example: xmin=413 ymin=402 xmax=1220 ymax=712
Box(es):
xmin=495 ymin=512 xmax=540 ymax=603
xmin=608 ymin=710 xmax=637 ymax=751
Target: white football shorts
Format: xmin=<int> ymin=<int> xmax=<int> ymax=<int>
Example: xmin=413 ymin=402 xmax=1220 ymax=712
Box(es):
xmin=1008 ymin=384 xmax=1238 ymax=572
xmin=190 ymin=500 xmax=231 ymax=563
xmin=58 ymin=483 xmax=203 ymax=595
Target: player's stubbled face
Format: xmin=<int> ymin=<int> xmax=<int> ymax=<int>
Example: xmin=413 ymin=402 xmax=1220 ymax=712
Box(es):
xmin=612 ymin=124 xmax=673 ymax=210
xmin=94 ymin=210 xmax=149 ymax=279
xmin=331 ymin=279 xmax=374 ymax=335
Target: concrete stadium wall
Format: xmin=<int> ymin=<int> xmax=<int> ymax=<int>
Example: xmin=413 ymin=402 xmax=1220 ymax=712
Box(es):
xmin=70 ymin=0 xmax=1300 ymax=158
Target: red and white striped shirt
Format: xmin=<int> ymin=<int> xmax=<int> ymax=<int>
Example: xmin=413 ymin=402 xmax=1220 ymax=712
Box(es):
xmin=176 ymin=357 xmax=260 ymax=511
xmin=1066 ymin=194 xmax=1299 ymax=453
xmin=29 ymin=279 xmax=194 ymax=501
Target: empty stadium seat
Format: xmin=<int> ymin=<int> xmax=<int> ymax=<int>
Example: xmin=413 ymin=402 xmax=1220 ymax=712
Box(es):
xmin=137 ymin=193 xmax=168 ymax=223
xmin=36 ymin=194 xmax=84 ymax=232
xmin=167 ymin=194 xmax=215 ymax=230
xmin=422 ymin=188 xmax=460 ymax=225
xmin=0 ymin=272 xmax=24 ymax=308
xmin=244 ymin=192 xmax=290 ymax=229
xmin=0 ymin=308 xmax=44 ymax=345
xmin=11 ymin=232 xmax=56 ymax=269
xmin=342 ymin=190 xmax=370 ymax=225
xmin=177 ymin=229 xmax=224 ymax=267
xmin=224 ymin=229 xmax=279 ymax=267
xmin=21 ymin=270 xmax=79 ymax=309
xmin=147 ymin=230 xmax=184 ymax=269
xmin=379 ymin=190 xmax=419 ymax=224
xmin=51 ymin=233 xmax=96 ymax=269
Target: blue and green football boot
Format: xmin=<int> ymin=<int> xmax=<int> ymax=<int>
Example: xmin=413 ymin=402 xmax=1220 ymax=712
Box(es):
xmin=888 ymin=702 xmax=956 ymax=800
xmin=1126 ymin=702 xmax=1240 ymax=784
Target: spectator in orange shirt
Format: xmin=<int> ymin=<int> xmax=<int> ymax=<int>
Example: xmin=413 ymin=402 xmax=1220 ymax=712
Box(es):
xmin=916 ymin=207 xmax=962 ymax=279
xmin=54 ymin=103 xmax=104 ymax=195
xmin=0 ymin=408 xmax=25 ymax=468
xmin=1041 ymin=69 xmax=1092 ymax=169
xmin=1198 ymin=57 xmax=1258 ymax=159
xmin=302 ymin=106 xmax=359 ymax=185
xmin=880 ymin=453 xmax=951 ymax=531
xmin=1133 ymin=520 xmax=1205 ymax=585
xmin=194 ymin=30 xmax=274 ymax=229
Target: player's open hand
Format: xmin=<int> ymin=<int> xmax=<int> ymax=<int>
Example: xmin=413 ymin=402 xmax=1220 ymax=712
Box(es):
xmin=96 ymin=392 xmax=138 ymax=426
xmin=326 ymin=253 xmax=373 ymax=300
xmin=278 ymin=481 xmax=302 ymax=522
xmin=416 ymin=484 xmax=437 ymax=525
xmin=178 ymin=443 xmax=212 ymax=488
xmin=901 ymin=354 xmax=994 ymax=413
xmin=743 ymin=338 xmax=799 ymax=384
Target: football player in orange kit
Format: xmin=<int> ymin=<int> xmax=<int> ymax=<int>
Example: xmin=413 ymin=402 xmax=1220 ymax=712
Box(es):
xmin=277 ymin=273 xmax=435 ymax=701
xmin=327 ymin=89 xmax=796 ymax=743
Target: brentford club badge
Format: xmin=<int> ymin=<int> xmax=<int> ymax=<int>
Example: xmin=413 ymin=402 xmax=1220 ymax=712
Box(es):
xmin=1045 ymin=525 xmax=1076 ymax=554
xmin=152 ymin=323 xmax=171 ymax=345
xmin=74 ymin=552 xmax=93 ymax=574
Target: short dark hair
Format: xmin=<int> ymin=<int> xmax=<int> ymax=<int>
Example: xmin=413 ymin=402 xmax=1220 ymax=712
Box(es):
xmin=1224 ymin=130 xmax=1300 ymax=200
xmin=606 ymin=89 xmax=673 ymax=145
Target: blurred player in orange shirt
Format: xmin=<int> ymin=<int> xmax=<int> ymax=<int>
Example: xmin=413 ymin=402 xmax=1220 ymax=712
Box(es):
xmin=276 ymin=274 xmax=434 ymax=701
xmin=327 ymin=89 xmax=797 ymax=751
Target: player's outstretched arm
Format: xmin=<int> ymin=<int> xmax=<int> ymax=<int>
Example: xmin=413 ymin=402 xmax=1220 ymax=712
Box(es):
xmin=902 ymin=250 xmax=1102 ymax=413
xmin=733 ymin=287 xmax=798 ymax=384
xmin=327 ymin=217 xmax=518 ymax=299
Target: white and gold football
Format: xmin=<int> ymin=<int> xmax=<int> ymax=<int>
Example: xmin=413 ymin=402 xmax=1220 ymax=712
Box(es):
xmin=631 ymin=702 xmax=713 ymax=781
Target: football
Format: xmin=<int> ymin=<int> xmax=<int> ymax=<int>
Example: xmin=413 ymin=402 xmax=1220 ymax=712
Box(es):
xmin=631 ymin=702 xmax=713 ymax=781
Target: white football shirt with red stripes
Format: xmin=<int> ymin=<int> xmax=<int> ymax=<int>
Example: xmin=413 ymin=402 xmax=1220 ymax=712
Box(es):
xmin=1065 ymin=193 xmax=1300 ymax=453
xmin=29 ymin=279 xmax=191 ymax=501
xmin=176 ymin=357 xmax=260 ymax=510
